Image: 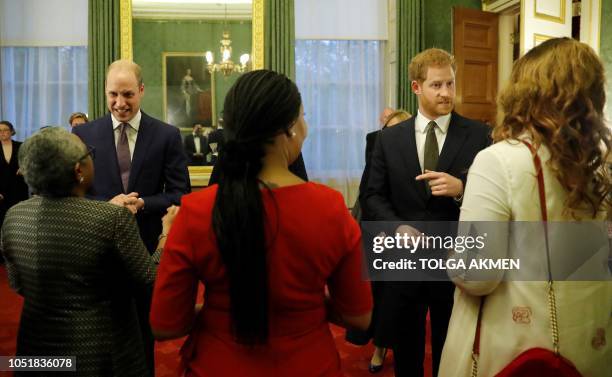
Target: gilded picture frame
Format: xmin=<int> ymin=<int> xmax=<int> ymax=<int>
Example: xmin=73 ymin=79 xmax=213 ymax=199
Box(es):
xmin=119 ymin=0 xmax=264 ymax=186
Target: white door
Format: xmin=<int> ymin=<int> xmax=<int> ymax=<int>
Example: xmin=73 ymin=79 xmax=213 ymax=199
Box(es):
xmin=521 ymin=0 xmax=572 ymax=54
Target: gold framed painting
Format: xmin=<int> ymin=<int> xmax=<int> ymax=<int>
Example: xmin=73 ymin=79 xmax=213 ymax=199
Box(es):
xmin=162 ymin=52 xmax=216 ymax=129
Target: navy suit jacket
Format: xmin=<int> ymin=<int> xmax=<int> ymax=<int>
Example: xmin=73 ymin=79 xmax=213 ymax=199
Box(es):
xmin=362 ymin=112 xmax=490 ymax=298
xmin=73 ymin=112 xmax=191 ymax=252
xmin=363 ymin=112 xmax=490 ymax=222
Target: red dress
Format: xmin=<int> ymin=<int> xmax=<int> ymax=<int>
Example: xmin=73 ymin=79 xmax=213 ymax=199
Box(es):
xmin=150 ymin=182 xmax=372 ymax=377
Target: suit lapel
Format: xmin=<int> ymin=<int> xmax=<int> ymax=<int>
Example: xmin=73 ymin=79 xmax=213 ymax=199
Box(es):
xmin=128 ymin=112 xmax=154 ymax=191
xmin=436 ymin=112 xmax=468 ymax=173
xmin=397 ymin=120 xmax=428 ymax=204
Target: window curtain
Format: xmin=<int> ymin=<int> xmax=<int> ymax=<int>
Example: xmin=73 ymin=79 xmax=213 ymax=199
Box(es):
xmin=0 ymin=46 xmax=88 ymax=140
xmin=397 ymin=0 xmax=424 ymax=114
xmin=264 ymin=0 xmax=295 ymax=80
xmin=295 ymin=40 xmax=384 ymax=206
xmin=88 ymin=0 xmax=121 ymax=119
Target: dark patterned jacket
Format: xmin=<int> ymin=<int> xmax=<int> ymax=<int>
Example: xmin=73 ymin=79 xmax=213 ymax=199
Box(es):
xmin=1 ymin=196 xmax=160 ymax=376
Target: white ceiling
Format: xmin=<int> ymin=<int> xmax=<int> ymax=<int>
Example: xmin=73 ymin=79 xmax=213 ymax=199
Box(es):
xmin=132 ymin=0 xmax=252 ymax=20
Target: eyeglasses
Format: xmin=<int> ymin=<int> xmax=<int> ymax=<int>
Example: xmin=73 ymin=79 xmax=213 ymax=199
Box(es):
xmin=79 ymin=145 xmax=96 ymax=161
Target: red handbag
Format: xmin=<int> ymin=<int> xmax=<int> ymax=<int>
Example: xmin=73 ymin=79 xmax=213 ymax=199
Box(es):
xmin=470 ymin=140 xmax=582 ymax=377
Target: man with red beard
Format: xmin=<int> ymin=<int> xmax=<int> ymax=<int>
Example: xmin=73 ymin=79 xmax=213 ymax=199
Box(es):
xmin=73 ymin=59 xmax=190 ymax=376
xmin=363 ymin=48 xmax=490 ymax=377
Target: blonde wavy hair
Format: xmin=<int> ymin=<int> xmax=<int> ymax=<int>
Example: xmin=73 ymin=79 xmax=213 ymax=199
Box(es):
xmin=383 ymin=110 xmax=412 ymax=128
xmin=494 ymin=37 xmax=611 ymax=218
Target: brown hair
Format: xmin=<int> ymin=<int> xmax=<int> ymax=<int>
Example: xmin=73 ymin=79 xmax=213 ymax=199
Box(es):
xmin=0 ymin=120 xmax=16 ymax=136
xmin=494 ymin=37 xmax=610 ymax=218
xmin=68 ymin=112 xmax=88 ymax=125
xmin=383 ymin=110 xmax=412 ymax=128
xmin=409 ymin=48 xmax=456 ymax=82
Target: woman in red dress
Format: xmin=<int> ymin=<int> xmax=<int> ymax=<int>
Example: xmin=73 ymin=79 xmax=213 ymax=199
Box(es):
xmin=150 ymin=70 xmax=373 ymax=377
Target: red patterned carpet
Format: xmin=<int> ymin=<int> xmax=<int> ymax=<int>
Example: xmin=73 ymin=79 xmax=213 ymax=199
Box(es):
xmin=0 ymin=265 xmax=431 ymax=377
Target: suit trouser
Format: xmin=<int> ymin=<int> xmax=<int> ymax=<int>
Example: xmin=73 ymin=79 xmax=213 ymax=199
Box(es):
xmin=383 ymin=282 xmax=453 ymax=377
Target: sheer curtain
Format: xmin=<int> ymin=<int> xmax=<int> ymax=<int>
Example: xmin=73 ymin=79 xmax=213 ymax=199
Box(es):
xmin=295 ymin=40 xmax=384 ymax=205
xmin=0 ymin=46 xmax=88 ymax=140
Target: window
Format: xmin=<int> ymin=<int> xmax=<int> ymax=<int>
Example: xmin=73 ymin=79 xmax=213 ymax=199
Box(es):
xmin=1 ymin=46 xmax=88 ymax=139
xmin=295 ymin=40 xmax=384 ymax=204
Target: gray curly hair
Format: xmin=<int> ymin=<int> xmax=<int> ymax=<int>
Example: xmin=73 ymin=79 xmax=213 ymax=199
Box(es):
xmin=19 ymin=127 xmax=87 ymax=197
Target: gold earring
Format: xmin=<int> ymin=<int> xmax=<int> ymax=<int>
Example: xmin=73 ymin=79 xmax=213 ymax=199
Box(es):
xmin=78 ymin=175 xmax=84 ymax=183
xmin=291 ymin=131 xmax=297 ymax=137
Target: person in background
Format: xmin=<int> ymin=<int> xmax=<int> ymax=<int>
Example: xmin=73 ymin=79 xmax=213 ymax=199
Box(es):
xmin=72 ymin=59 xmax=190 ymax=376
xmin=363 ymin=48 xmax=490 ymax=377
xmin=0 ymin=120 xmax=29 ymax=262
xmin=1 ymin=127 xmax=178 ymax=376
xmin=379 ymin=107 xmax=394 ymax=126
xmin=348 ymin=108 xmax=411 ymax=373
xmin=184 ymin=123 xmax=209 ymax=165
xmin=69 ymin=112 xmax=89 ymax=127
xmin=207 ymin=120 xmax=224 ymax=166
xmin=439 ymin=37 xmax=611 ymax=377
xmin=200 ymin=125 xmax=215 ymax=164
xmin=150 ymin=70 xmax=372 ymax=377
xmin=359 ymin=109 xmax=412 ymax=219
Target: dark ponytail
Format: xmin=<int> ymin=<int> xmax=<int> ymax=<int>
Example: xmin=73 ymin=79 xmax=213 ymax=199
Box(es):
xmin=212 ymin=70 xmax=301 ymax=345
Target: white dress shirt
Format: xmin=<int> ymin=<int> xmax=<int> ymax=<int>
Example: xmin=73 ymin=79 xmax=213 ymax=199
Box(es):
xmin=414 ymin=110 xmax=451 ymax=173
xmin=193 ymin=134 xmax=202 ymax=154
xmin=111 ymin=110 xmax=141 ymax=160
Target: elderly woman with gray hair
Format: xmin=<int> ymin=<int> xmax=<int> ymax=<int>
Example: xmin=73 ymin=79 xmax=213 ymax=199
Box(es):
xmin=0 ymin=127 xmax=177 ymax=376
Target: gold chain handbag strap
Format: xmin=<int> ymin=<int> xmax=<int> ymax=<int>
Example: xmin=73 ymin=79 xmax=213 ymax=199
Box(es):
xmin=523 ymin=140 xmax=560 ymax=356
xmin=548 ymin=281 xmax=560 ymax=354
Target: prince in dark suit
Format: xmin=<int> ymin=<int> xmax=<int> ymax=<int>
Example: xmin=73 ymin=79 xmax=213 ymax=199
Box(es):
xmin=363 ymin=49 xmax=490 ymax=377
xmin=73 ymin=60 xmax=190 ymax=376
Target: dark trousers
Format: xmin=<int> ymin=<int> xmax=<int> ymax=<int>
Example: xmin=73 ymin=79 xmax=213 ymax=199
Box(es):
xmin=382 ymin=283 xmax=453 ymax=377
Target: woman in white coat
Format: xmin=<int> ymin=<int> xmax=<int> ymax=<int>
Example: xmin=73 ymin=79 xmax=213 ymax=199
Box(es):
xmin=439 ymin=37 xmax=611 ymax=377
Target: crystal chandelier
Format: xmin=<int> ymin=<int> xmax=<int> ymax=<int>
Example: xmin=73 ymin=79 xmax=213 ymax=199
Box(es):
xmin=205 ymin=4 xmax=250 ymax=77
xmin=205 ymin=32 xmax=250 ymax=76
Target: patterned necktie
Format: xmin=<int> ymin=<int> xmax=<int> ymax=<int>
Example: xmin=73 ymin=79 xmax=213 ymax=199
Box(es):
xmin=117 ymin=123 xmax=131 ymax=193
xmin=423 ymin=121 xmax=439 ymax=196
